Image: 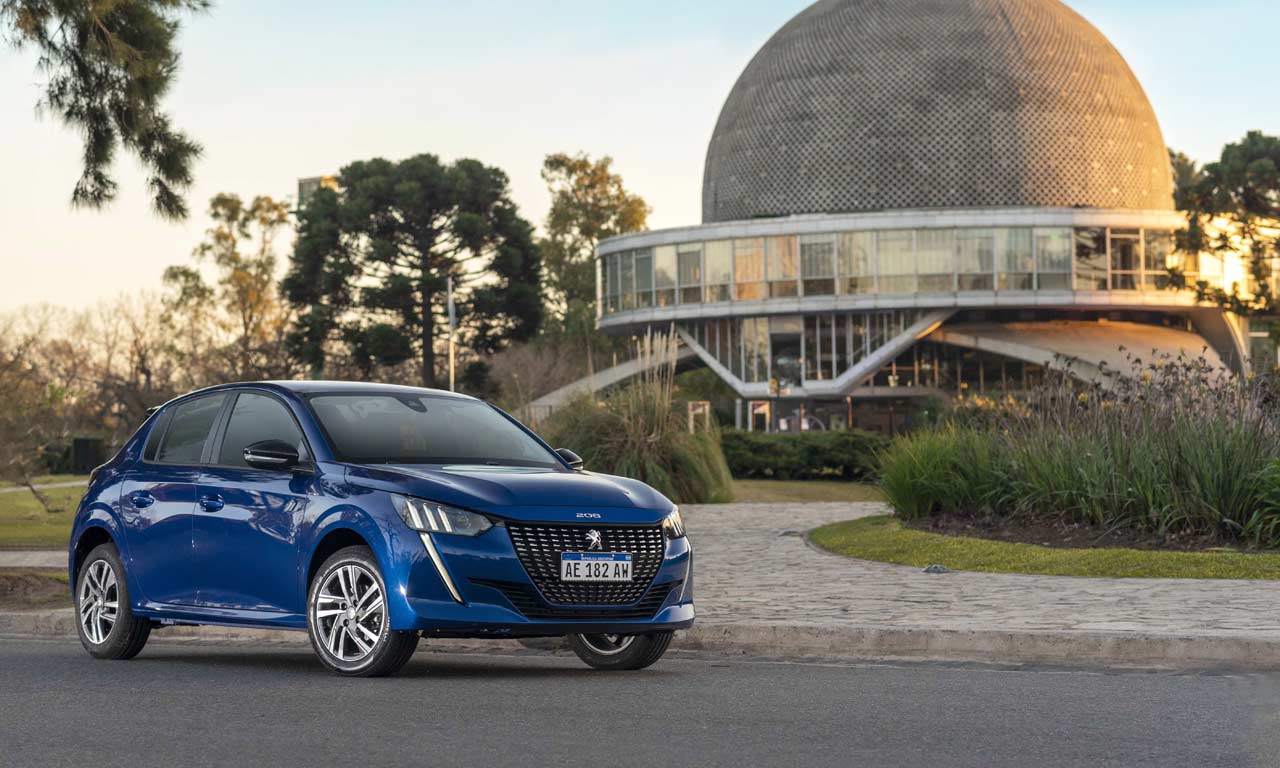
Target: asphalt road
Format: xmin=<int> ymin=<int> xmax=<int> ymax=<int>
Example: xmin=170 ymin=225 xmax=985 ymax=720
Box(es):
xmin=2 ymin=640 xmax=1278 ymax=768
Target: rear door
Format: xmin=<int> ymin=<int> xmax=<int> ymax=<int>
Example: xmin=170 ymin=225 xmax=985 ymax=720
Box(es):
xmin=194 ymin=391 xmax=313 ymax=614
xmin=120 ymin=393 xmax=228 ymax=606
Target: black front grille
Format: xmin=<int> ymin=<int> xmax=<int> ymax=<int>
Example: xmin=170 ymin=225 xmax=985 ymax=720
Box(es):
xmin=472 ymin=579 xmax=680 ymax=621
xmin=505 ymin=522 xmax=665 ymax=605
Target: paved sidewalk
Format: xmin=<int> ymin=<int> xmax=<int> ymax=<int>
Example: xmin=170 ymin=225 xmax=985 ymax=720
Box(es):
xmin=6 ymin=502 xmax=1280 ymax=668
xmin=0 ymin=551 xmax=63 ymax=567
xmin=684 ymin=502 xmax=1280 ymax=638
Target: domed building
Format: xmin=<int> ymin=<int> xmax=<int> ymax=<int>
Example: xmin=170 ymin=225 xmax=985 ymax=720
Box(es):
xmin=588 ymin=0 xmax=1252 ymax=433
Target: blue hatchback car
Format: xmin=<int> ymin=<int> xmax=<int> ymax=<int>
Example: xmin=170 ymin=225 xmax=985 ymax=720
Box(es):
xmin=68 ymin=381 xmax=694 ymax=676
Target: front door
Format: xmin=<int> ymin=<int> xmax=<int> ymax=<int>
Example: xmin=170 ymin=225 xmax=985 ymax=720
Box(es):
xmin=121 ymin=393 xmax=227 ymax=606
xmin=194 ymin=391 xmax=312 ymax=614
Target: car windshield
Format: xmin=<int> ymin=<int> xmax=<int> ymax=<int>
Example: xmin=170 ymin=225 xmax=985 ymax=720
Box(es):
xmin=308 ymin=393 xmax=559 ymax=468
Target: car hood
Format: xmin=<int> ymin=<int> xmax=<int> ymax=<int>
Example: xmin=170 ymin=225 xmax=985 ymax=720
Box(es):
xmin=343 ymin=463 xmax=674 ymax=522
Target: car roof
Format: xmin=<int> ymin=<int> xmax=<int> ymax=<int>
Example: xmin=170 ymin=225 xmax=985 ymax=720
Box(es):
xmin=168 ymin=380 xmax=479 ymax=402
xmin=260 ymin=380 xmax=478 ymax=400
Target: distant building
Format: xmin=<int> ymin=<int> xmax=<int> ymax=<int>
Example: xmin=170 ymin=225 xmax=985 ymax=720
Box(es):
xmin=593 ymin=0 xmax=1258 ymax=433
xmin=297 ymin=175 xmax=339 ymax=210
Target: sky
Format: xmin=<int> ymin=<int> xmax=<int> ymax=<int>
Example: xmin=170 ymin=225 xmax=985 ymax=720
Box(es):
xmin=2 ymin=0 xmax=1277 ymax=312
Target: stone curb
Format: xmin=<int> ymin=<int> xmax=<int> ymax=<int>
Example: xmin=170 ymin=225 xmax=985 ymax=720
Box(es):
xmin=5 ymin=608 xmax=1278 ymax=671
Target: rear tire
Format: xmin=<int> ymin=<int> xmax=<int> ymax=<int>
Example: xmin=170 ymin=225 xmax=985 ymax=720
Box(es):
xmin=307 ymin=545 xmax=418 ymax=677
xmin=75 ymin=543 xmax=151 ymax=660
xmin=568 ymin=631 xmax=673 ymax=671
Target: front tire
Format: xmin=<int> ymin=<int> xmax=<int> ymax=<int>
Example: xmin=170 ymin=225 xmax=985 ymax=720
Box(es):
xmin=75 ymin=543 xmax=151 ymax=660
xmin=307 ymin=545 xmax=418 ymax=677
xmin=568 ymin=631 xmax=673 ymax=671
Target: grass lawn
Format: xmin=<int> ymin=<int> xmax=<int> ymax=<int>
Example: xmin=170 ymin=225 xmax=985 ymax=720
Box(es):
xmin=729 ymin=479 xmax=884 ymax=504
xmin=0 ymin=474 xmax=87 ymax=489
xmin=811 ymin=515 xmax=1280 ymax=580
xmin=0 ymin=483 xmax=87 ymax=549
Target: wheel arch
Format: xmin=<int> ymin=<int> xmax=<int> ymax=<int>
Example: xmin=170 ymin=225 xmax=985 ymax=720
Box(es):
xmin=71 ymin=524 xmax=116 ymax=582
xmin=306 ymin=527 xmax=373 ymax=589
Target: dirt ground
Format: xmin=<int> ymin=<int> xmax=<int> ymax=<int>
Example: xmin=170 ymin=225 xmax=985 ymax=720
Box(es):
xmin=0 ymin=570 xmax=70 ymax=609
xmin=906 ymin=512 xmax=1268 ymax=554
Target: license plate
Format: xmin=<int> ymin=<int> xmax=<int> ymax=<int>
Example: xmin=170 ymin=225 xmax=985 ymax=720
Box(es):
xmin=560 ymin=552 xmax=633 ymax=582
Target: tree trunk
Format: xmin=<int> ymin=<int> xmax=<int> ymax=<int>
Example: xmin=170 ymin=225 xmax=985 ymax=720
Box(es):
xmin=421 ymin=293 xmax=436 ymax=388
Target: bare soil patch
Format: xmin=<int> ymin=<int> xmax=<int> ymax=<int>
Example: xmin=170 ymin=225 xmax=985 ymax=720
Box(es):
xmin=905 ymin=512 xmax=1270 ymax=554
xmin=0 ymin=570 xmax=69 ymax=609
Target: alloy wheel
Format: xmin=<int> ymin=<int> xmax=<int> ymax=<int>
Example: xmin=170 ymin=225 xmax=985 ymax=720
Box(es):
xmin=79 ymin=559 xmax=119 ymax=645
xmin=313 ymin=563 xmax=386 ymax=663
xmin=576 ymin=633 xmax=636 ymax=656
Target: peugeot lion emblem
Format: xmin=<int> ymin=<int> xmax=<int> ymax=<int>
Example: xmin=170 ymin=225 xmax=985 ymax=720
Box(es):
xmin=585 ymin=529 xmax=603 ymax=551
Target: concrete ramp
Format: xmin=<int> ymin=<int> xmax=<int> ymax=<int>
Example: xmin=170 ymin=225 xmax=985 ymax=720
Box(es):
xmin=524 ymin=346 xmax=699 ymax=421
xmin=930 ymin=320 xmax=1225 ymax=384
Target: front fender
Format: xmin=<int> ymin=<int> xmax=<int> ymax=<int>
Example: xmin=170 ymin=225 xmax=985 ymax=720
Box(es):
xmin=300 ymin=495 xmax=422 ymax=629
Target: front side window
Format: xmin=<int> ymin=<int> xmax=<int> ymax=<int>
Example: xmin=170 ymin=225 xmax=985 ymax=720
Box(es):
xmin=309 ymin=394 xmax=558 ymax=468
xmin=155 ymin=394 xmax=227 ymax=465
xmin=218 ymin=393 xmax=307 ymax=468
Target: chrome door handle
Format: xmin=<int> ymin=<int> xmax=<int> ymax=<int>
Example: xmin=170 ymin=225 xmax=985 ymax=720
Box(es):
xmin=199 ymin=495 xmax=224 ymax=512
xmin=130 ymin=492 xmax=155 ymax=509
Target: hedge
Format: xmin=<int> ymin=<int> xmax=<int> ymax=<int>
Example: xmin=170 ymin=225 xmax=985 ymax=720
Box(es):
xmin=720 ymin=429 xmax=886 ymax=481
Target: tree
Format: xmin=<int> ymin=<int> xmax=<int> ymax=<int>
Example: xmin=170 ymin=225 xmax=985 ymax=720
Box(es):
xmin=163 ymin=193 xmax=295 ymax=379
xmin=539 ymin=152 xmax=650 ymax=372
xmin=1171 ymin=132 xmax=1280 ymax=315
xmin=0 ymin=311 xmax=74 ymax=511
xmin=2 ymin=0 xmax=206 ymax=218
xmin=283 ymin=154 xmax=543 ymax=387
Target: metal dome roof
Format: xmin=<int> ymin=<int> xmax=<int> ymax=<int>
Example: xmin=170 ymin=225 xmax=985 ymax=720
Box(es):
xmin=702 ymin=0 xmax=1174 ymax=223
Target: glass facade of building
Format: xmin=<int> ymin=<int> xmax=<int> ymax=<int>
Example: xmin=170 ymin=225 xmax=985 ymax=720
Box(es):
xmin=679 ymin=310 xmax=923 ymax=390
xmin=600 ymin=226 xmax=1186 ymax=314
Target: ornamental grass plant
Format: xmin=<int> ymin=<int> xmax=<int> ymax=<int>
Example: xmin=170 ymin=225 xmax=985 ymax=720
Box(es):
xmin=881 ymin=352 xmax=1280 ymax=547
xmin=540 ymin=331 xmax=734 ymax=504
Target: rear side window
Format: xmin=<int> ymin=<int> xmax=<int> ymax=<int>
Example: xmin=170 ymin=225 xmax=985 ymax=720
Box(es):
xmin=143 ymin=409 xmax=173 ymax=461
xmin=218 ymin=393 xmax=308 ymax=468
xmin=156 ymin=394 xmax=227 ymax=465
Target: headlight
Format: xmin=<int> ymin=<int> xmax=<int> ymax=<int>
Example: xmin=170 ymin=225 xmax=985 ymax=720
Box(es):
xmin=662 ymin=505 xmax=686 ymax=539
xmin=394 ymin=495 xmax=492 ymax=537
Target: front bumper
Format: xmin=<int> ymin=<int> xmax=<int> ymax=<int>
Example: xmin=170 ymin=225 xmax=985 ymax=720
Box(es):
xmin=382 ymin=521 xmax=694 ymax=638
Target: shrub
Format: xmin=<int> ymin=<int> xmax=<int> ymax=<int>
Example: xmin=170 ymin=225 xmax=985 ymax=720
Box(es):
xmin=878 ymin=426 xmax=1011 ymax=519
xmin=539 ymin=332 xmax=734 ymax=505
xmin=878 ymin=353 xmax=1280 ymax=547
xmin=721 ymin=429 xmax=886 ymax=481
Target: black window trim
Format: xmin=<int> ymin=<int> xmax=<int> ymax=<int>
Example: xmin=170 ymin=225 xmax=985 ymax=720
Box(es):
xmin=144 ymin=392 xmax=232 ymax=469
xmin=204 ymin=387 xmax=316 ymax=474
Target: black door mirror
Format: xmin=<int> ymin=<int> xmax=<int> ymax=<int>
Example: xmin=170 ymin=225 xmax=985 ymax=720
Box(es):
xmin=243 ymin=439 xmax=301 ymax=471
xmin=555 ymin=448 xmax=584 ymax=471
